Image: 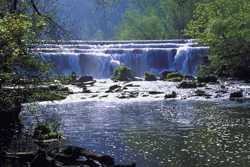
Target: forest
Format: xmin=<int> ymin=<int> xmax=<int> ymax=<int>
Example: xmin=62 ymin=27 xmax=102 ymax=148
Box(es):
xmin=0 ymin=0 xmax=250 ymax=167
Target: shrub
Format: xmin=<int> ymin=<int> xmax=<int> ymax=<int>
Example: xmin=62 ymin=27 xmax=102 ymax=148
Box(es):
xmin=33 ymin=123 xmax=63 ymax=140
xmin=144 ymin=72 xmax=157 ymax=81
xmin=112 ymin=66 xmax=135 ymax=81
xmin=165 ymin=72 xmax=184 ymax=82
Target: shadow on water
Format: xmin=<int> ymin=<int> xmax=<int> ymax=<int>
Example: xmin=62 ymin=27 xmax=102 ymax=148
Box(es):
xmin=16 ymin=100 xmax=250 ymax=167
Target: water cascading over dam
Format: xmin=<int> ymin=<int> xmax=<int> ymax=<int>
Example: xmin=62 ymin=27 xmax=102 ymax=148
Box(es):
xmin=33 ymin=40 xmax=209 ymax=78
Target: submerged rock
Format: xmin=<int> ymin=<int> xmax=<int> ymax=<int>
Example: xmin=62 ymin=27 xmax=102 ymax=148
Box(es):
xmin=82 ymin=87 xmax=92 ymax=93
xmin=106 ymin=85 xmax=122 ymax=93
xmin=164 ymin=91 xmax=177 ymax=99
xmin=123 ymin=83 xmax=140 ymax=88
xmin=230 ymin=90 xmax=243 ymax=99
xmin=195 ymin=89 xmax=211 ymax=97
xmin=177 ymin=81 xmax=197 ymax=89
xmin=117 ymin=91 xmax=139 ymax=99
xmin=149 ymin=91 xmax=164 ymax=95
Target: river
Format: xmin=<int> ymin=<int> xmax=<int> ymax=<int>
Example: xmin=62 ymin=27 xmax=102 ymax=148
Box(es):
xmin=21 ymin=99 xmax=250 ymax=167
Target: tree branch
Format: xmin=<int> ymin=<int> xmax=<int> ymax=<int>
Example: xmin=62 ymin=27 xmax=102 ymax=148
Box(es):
xmin=30 ymin=0 xmax=73 ymax=39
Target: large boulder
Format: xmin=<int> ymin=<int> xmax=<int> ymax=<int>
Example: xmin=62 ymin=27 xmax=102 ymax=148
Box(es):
xmin=144 ymin=72 xmax=157 ymax=81
xmin=177 ymin=81 xmax=197 ymax=89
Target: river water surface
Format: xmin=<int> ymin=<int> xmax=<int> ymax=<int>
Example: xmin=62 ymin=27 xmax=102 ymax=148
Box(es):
xmin=22 ymin=99 xmax=250 ymax=167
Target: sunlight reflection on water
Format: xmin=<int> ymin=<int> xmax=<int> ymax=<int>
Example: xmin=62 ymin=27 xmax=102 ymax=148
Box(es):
xmin=21 ymin=100 xmax=250 ymax=167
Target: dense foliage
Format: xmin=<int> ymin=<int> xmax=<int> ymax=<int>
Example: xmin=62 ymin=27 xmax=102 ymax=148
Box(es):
xmin=0 ymin=14 xmax=47 ymax=79
xmin=112 ymin=66 xmax=135 ymax=81
xmin=117 ymin=0 xmax=201 ymax=39
xmin=0 ymin=0 xmax=62 ymax=127
xmin=187 ymin=0 xmax=250 ymax=79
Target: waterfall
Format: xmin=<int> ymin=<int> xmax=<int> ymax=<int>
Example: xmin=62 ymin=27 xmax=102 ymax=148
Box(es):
xmin=35 ymin=40 xmax=208 ymax=78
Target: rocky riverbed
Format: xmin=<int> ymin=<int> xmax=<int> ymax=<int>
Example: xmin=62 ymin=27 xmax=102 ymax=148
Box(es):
xmin=45 ymin=79 xmax=250 ymax=104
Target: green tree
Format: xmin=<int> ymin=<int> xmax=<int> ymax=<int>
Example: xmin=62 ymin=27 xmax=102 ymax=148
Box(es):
xmin=187 ymin=0 xmax=250 ymax=79
xmin=117 ymin=10 xmax=166 ymax=40
xmin=117 ymin=0 xmax=200 ymax=39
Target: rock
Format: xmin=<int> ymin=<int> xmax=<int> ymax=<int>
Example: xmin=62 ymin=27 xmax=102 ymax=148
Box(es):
xmin=220 ymin=85 xmax=226 ymax=89
xmin=196 ymin=82 xmax=206 ymax=87
xmin=177 ymin=81 xmax=197 ymax=89
xmin=82 ymin=87 xmax=92 ymax=93
xmin=83 ymin=80 xmax=96 ymax=86
xmin=215 ymin=89 xmax=227 ymax=94
xmin=73 ymin=82 xmax=87 ymax=88
xmin=195 ymin=89 xmax=211 ymax=97
xmin=49 ymin=146 xmax=115 ymax=166
xmin=59 ymin=87 xmax=70 ymax=92
xmin=197 ymin=75 xmax=218 ymax=83
xmin=114 ymin=163 xmax=136 ymax=167
xmin=106 ymin=85 xmax=122 ymax=93
xmin=134 ymin=77 xmax=144 ymax=81
xmin=72 ymin=76 xmax=96 ymax=88
xmin=123 ymin=83 xmax=140 ymax=88
xmin=89 ymin=94 xmax=98 ymax=98
xmin=99 ymin=94 xmax=109 ymax=98
xmin=31 ymin=150 xmax=53 ymax=167
xmin=77 ymin=76 xmax=94 ymax=83
xmin=164 ymin=91 xmax=177 ymax=99
xmin=48 ymin=84 xmax=60 ymax=91
xmin=230 ymin=90 xmax=243 ymax=99
xmin=149 ymin=91 xmax=164 ymax=95
xmin=144 ymin=72 xmax=157 ymax=81
xmin=117 ymin=91 xmax=139 ymax=99
xmin=141 ymin=93 xmax=149 ymax=97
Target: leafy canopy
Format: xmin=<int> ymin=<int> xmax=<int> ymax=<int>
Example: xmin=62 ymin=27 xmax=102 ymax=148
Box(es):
xmin=187 ymin=0 xmax=250 ymax=79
